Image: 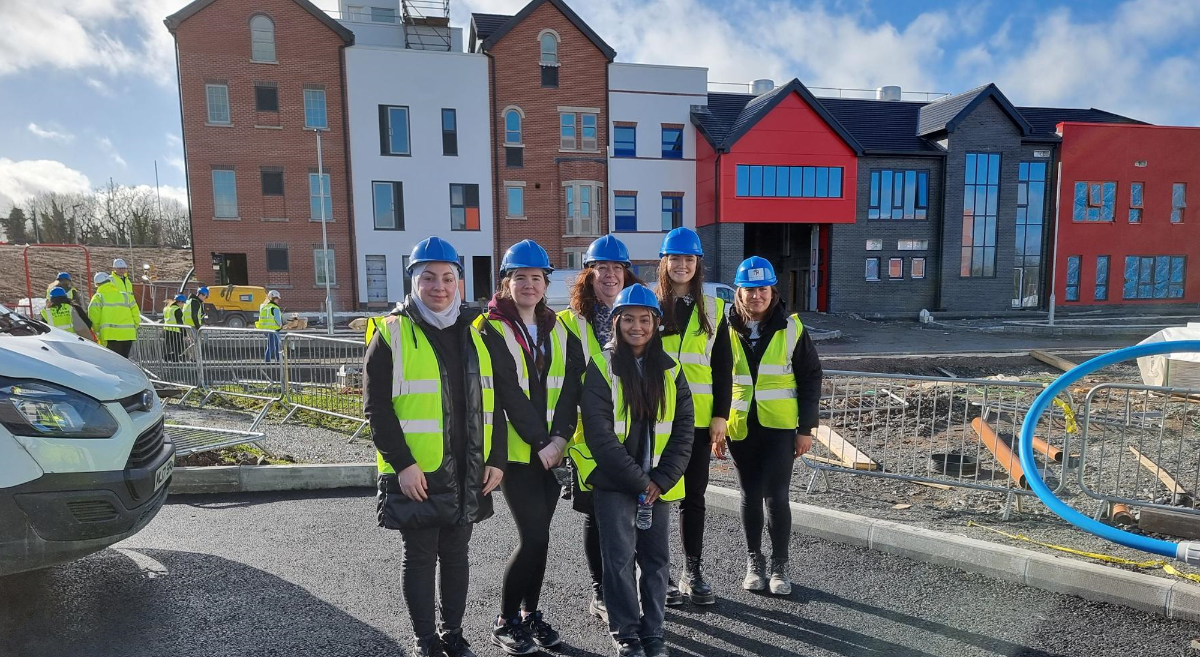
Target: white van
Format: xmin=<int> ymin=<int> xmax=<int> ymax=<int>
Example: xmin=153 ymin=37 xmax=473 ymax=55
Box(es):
xmin=545 ymin=270 xmax=735 ymax=312
xmin=0 ymin=304 xmax=173 ymax=576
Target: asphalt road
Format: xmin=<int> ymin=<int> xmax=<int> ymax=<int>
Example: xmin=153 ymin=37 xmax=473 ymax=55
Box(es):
xmin=2 ymin=490 xmax=1197 ymax=657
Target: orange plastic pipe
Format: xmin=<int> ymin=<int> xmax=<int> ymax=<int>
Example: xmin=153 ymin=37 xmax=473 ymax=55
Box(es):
xmin=972 ymin=418 xmax=1027 ymax=489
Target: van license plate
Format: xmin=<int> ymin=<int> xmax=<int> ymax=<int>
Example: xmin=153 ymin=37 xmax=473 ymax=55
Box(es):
xmin=153 ymin=458 xmax=174 ymax=491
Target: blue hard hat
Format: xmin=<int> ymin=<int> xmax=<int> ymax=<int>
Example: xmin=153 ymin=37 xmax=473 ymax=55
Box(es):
xmin=734 ymin=256 xmax=777 ymax=288
xmin=49 ymin=287 xmax=68 ymax=298
xmin=174 ymin=294 xmax=187 ymax=302
xmin=611 ymin=284 xmax=661 ymax=316
xmin=584 ymin=235 xmax=631 ymax=267
xmin=501 ymin=239 xmax=553 ymax=275
xmin=408 ymin=236 xmax=462 ymax=274
xmin=197 ymin=286 xmax=210 ymax=296
xmin=659 ymin=227 xmax=704 ymax=258
xmin=57 ymin=272 xmax=71 ymax=281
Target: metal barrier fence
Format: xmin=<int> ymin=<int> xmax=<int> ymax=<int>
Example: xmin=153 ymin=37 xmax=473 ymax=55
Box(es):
xmin=1078 ymin=382 xmax=1200 ymax=517
xmin=807 ymin=370 xmax=1075 ymax=518
xmin=280 ymin=333 xmax=368 ymax=440
xmin=131 ymin=323 xmax=204 ymax=388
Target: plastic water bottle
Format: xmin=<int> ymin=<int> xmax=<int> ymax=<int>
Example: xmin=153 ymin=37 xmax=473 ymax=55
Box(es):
xmin=636 ymin=492 xmax=653 ymax=530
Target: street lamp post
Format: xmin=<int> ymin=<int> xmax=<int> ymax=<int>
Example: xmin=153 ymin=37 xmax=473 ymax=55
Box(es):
xmin=310 ymin=128 xmax=334 ymax=335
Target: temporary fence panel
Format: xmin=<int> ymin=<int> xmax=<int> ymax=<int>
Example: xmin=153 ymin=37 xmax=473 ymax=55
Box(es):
xmin=1078 ymin=382 xmax=1200 ymax=517
xmin=130 ymin=323 xmax=204 ymax=388
xmin=280 ymin=333 xmax=368 ymax=440
xmin=166 ymin=424 xmax=268 ymax=457
xmin=195 ymin=326 xmax=285 ymax=399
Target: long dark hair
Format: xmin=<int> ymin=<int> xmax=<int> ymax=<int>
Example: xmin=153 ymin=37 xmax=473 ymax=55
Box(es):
xmin=496 ymin=271 xmax=551 ymax=318
xmin=611 ymin=309 xmax=668 ymax=422
xmin=656 ymin=255 xmax=713 ymax=336
xmin=569 ymin=266 xmax=643 ymax=320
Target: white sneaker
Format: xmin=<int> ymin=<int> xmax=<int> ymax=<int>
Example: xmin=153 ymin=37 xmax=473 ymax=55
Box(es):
xmin=768 ymin=559 xmax=791 ymax=595
xmin=743 ymin=552 xmax=767 ymax=591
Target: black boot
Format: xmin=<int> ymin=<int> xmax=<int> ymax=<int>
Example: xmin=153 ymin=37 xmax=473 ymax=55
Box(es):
xmin=439 ymin=629 xmax=478 ymax=657
xmin=411 ymin=635 xmax=443 ymax=657
xmin=680 ymin=556 xmax=715 ymax=605
xmin=590 ymin=584 xmax=608 ymax=623
xmin=665 ymin=576 xmax=684 ymax=607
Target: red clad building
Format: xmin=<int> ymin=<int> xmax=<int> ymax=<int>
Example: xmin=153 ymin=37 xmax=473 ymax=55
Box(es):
xmin=1053 ymin=122 xmax=1200 ymax=307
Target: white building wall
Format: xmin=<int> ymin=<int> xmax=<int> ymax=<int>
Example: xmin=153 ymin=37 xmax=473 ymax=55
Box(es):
xmin=608 ymin=63 xmax=708 ymax=270
xmin=345 ymin=46 xmax=492 ymax=306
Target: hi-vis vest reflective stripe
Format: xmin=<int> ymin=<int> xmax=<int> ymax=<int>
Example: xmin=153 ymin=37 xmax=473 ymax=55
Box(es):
xmin=661 ymin=295 xmax=725 ymax=428
xmin=376 ymin=314 xmax=495 ymax=474
xmin=728 ymin=313 xmax=803 ymax=440
xmin=88 ymin=283 xmax=139 ymax=342
xmin=41 ymin=304 xmax=76 ymax=334
xmin=569 ymin=351 xmax=685 ymax=502
xmin=255 ymin=302 xmax=281 ymax=330
xmin=163 ymin=303 xmax=182 ymax=333
xmin=557 ymin=308 xmax=605 ymax=449
xmin=182 ymin=298 xmax=201 ymax=327
xmin=473 ymin=317 xmax=569 ymax=463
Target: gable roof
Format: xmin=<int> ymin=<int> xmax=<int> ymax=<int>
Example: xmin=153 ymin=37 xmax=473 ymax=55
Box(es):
xmin=1016 ymin=106 xmax=1147 ymax=138
xmin=164 ymin=0 xmax=354 ymax=44
xmin=477 ymin=0 xmax=615 ymax=61
xmin=917 ymin=83 xmax=1032 ymax=137
xmin=691 ymin=79 xmax=863 ymax=154
xmin=820 ymin=98 xmax=944 ymax=155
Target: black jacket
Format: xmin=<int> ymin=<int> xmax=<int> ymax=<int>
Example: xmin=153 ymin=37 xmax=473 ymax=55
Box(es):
xmin=728 ymin=304 xmax=823 ymax=434
xmin=187 ymin=294 xmax=204 ymax=327
xmin=660 ymin=296 xmax=733 ymax=422
xmin=581 ymin=348 xmax=694 ymax=496
xmin=363 ymin=298 xmax=507 ymax=530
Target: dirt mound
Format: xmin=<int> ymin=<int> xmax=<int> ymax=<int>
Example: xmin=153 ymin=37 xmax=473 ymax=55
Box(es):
xmin=0 ymin=245 xmax=193 ymax=304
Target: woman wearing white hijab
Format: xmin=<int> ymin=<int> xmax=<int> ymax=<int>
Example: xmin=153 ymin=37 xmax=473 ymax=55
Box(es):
xmin=364 ymin=236 xmax=507 ymax=657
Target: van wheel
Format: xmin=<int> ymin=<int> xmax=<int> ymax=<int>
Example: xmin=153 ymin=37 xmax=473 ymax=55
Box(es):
xmin=225 ymin=315 xmax=247 ymax=328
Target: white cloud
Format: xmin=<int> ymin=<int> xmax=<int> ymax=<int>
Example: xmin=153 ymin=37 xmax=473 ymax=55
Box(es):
xmin=85 ymin=77 xmax=114 ymax=96
xmin=97 ymin=137 xmax=128 ymax=168
xmin=0 ymin=159 xmax=92 ymax=211
xmin=166 ymin=156 xmax=186 ymax=174
xmin=166 ymin=133 xmax=182 ymax=148
xmin=27 ymin=123 xmax=75 ymax=143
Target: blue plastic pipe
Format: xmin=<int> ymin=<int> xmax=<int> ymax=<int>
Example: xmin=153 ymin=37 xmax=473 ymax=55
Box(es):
xmin=1019 ymin=339 xmax=1200 ymax=564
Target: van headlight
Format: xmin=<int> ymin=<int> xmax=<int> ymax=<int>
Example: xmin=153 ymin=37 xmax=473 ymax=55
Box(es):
xmin=0 ymin=378 xmax=118 ymax=439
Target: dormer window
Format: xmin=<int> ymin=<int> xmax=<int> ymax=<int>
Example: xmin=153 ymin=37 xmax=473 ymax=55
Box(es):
xmin=539 ymin=30 xmax=559 ymax=87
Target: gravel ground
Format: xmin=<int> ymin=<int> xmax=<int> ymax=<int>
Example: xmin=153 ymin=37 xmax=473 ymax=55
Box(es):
xmin=165 ymin=405 xmax=374 ymax=464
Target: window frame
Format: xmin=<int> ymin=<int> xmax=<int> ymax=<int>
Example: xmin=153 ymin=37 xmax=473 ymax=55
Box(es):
xmin=260 ymin=169 xmax=284 ymax=197
xmin=1095 ymin=255 xmax=1109 ymax=301
xmin=205 ymin=84 xmax=231 ymax=125
xmin=303 ymin=87 xmax=327 ymax=130
xmin=380 ymin=105 xmax=411 ymax=156
xmin=212 ymin=169 xmax=238 ymax=219
xmin=888 ymin=257 xmax=904 ymax=280
xmin=539 ymin=30 xmax=559 ymax=65
xmin=1172 ymin=182 xmax=1187 ymax=224
xmin=250 ymin=14 xmax=276 ymax=63
xmin=868 ymin=169 xmax=928 ymax=220
xmin=505 ymin=183 xmax=525 ymax=219
xmin=1065 ymin=255 xmax=1081 ymax=301
xmin=265 ymin=244 xmax=289 ymax=272
xmin=661 ymin=195 xmax=682 ymax=231
xmin=960 ymin=152 xmax=1000 ymax=277
xmin=313 ymin=247 xmax=336 ymax=287
xmin=441 ymin=108 xmax=458 ymax=157
xmin=371 ymin=181 xmax=403 ymax=231
xmin=1124 ymin=255 xmax=1186 ymax=300
xmin=1072 ymin=180 xmax=1117 ymax=222
xmin=308 ymin=173 xmax=332 ymax=222
xmin=560 ymin=113 xmax=576 ymax=151
xmin=614 ymin=125 xmax=636 ymax=158
xmin=911 ymin=257 xmax=926 ymax=280
xmin=865 ymin=257 xmax=881 ymax=282
xmin=1129 ymin=182 xmax=1144 ymax=224
xmin=614 ymin=192 xmax=637 ymax=233
xmin=735 ymin=165 xmax=843 ymax=198
xmin=564 ymin=181 xmax=602 ymax=236
xmin=865 ymin=239 xmax=883 ymax=251
xmin=449 ymin=183 xmax=480 ymax=231
xmin=581 ymin=114 xmax=597 ymax=151
xmin=897 ymin=239 xmax=929 ymax=251
xmin=661 ymin=127 xmax=683 ymax=159
xmin=254 ymin=83 xmax=279 ymax=112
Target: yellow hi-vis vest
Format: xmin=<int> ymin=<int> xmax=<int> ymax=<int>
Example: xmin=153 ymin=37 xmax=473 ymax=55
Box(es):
xmin=45 ymin=284 xmax=78 ymax=304
xmin=41 ymin=304 xmax=76 ymax=334
xmin=88 ymin=282 xmax=139 ymax=343
xmin=473 ymin=316 xmax=569 ymax=463
xmin=728 ymin=313 xmax=803 ymax=440
xmin=364 ymin=314 xmax=389 ymax=345
xmin=572 ymin=350 xmax=685 ymax=502
xmin=256 ymin=302 xmax=281 ymax=330
xmin=163 ymin=303 xmax=182 ymax=333
xmin=660 ymin=295 xmax=725 ymax=428
xmin=182 ymin=297 xmax=201 ymax=327
xmin=376 ymin=314 xmax=495 ymax=474
xmin=558 ymin=308 xmax=604 ymax=447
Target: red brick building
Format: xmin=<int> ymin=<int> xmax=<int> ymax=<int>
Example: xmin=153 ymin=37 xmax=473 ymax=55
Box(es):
xmin=1053 ymin=122 xmax=1200 ymax=307
xmin=166 ymin=0 xmax=357 ymax=315
xmin=469 ymin=0 xmax=616 ymax=269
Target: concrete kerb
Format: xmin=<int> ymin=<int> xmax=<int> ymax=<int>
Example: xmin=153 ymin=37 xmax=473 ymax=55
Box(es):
xmin=167 ymin=465 xmax=1200 ymax=623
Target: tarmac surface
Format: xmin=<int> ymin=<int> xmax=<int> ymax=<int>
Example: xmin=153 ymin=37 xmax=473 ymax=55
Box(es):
xmin=2 ymin=490 xmax=1197 ymax=657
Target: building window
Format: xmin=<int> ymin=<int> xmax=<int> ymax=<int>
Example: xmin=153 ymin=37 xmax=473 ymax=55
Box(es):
xmin=868 ymin=169 xmax=928 ymax=219
xmin=560 ymin=112 xmax=598 ymax=151
xmin=539 ymin=31 xmax=559 ymax=87
xmin=1124 ymin=255 xmax=1186 ymax=299
xmin=911 ymin=257 xmax=926 ymax=279
xmin=254 ymin=83 xmax=278 ymax=112
xmin=1014 ymin=161 xmax=1047 ymax=308
xmin=1065 ymin=256 xmax=1081 ymax=301
xmin=506 ymin=184 xmax=524 ymax=218
xmin=661 ymin=195 xmax=682 ymax=231
xmin=565 ymin=182 xmax=601 ymax=236
xmin=250 ymin=15 xmax=276 ymax=63
xmin=614 ymin=125 xmax=636 ymax=158
xmin=1129 ymin=182 xmax=1143 ymax=223
xmin=313 ymin=247 xmax=336 ymax=286
xmin=371 ymin=6 xmax=396 ymax=22
xmin=560 ymin=113 xmax=575 ymax=150
xmin=888 ymin=258 xmax=903 ymax=279
xmin=441 ymin=109 xmax=457 ymax=156
xmin=661 ymin=127 xmax=683 ymax=159
xmin=303 ymin=87 xmax=327 ymax=129
xmin=1095 ymin=255 xmax=1109 ymax=301
xmin=309 ymin=173 xmax=331 ymax=221
xmin=506 ymin=147 xmax=523 ymax=168
xmin=614 ymin=193 xmax=637 ymax=232
xmin=581 ymin=114 xmax=597 ymax=151
xmin=542 ymin=65 xmax=559 ymax=87
xmin=380 ymin=105 xmax=410 ymax=155
xmin=206 ymin=84 xmax=230 ymax=124
xmin=865 ymin=239 xmax=882 ymax=251
xmin=1073 ymin=181 xmax=1116 ymax=221
xmin=735 ymin=165 xmax=843 ymax=198
xmin=563 ymin=248 xmax=587 ymax=269
xmin=1172 ymin=183 xmax=1187 ymax=223
xmin=266 ymin=244 xmax=289 ymax=272
xmin=897 ymin=239 xmax=929 ymax=251
xmin=212 ymin=169 xmax=238 ymax=218
xmin=865 ymin=258 xmax=880 ymax=281
xmin=372 ymin=181 xmax=402 ymax=230
xmin=504 ymin=108 xmax=523 ymax=145
xmin=961 ymin=152 xmax=999 ymax=277
xmin=450 ymin=183 xmax=480 ymax=231
xmin=260 ymin=168 xmax=284 ymax=196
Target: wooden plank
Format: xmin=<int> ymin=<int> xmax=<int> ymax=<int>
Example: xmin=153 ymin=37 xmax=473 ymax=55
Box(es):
xmin=801 ymin=454 xmax=844 ymax=466
xmin=1139 ymin=506 xmax=1200 ymax=540
xmin=914 ymin=481 xmax=953 ymax=490
xmin=1129 ymin=446 xmax=1188 ymax=496
xmin=1030 ymin=350 xmax=1078 ymax=373
xmin=815 ymin=426 xmax=878 ymax=471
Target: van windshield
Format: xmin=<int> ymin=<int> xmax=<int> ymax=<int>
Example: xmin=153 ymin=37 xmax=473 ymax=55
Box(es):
xmin=0 ymin=305 xmax=49 ymax=337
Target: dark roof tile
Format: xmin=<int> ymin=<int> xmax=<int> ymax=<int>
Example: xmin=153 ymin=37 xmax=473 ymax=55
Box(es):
xmin=820 ymin=98 xmax=943 ymax=154
xmin=471 ymin=13 xmax=513 ymax=40
xmin=1016 ymin=106 xmax=1147 ymax=137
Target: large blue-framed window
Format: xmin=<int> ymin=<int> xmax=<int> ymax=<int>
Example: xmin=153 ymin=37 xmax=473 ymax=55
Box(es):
xmin=1123 ymin=255 xmax=1185 ymax=299
xmin=614 ymin=193 xmax=637 ymax=232
xmin=614 ymin=126 xmax=636 ymax=158
xmin=868 ymin=170 xmax=928 ymax=220
xmin=735 ymin=165 xmax=842 ymax=198
xmin=1073 ymin=181 xmax=1116 ymax=222
xmin=661 ymin=127 xmax=683 ymax=159
xmin=1013 ymin=161 xmax=1047 ymax=307
xmin=961 ymin=152 xmax=1000 ymax=277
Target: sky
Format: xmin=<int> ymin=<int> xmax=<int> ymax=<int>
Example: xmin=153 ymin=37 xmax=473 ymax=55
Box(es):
xmin=2 ymin=0 xmax=1199 ymax=215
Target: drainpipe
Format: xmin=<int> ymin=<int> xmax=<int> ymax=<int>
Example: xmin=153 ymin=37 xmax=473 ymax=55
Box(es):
xmin=486 ymin=50 xmax=501 ymax=272
xmin=935 ymin=150 xmax=950 ymax=311
xmin=714 ymin=150 xmax=723 ymax=281
xmin=1048 ymin=159 xmax=1063 ymax=326
xmin=338 ymin=43 xmax=359 ymax=311
xmin=170 ymin=34 xmax=195 ymax=269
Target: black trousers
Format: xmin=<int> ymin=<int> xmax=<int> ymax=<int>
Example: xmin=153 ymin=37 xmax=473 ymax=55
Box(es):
xmin=585 ymin=511 xmax=603 ymax=592
xmin=678 ymin=427 xmax=712 ymax=559
xmin=399 ymin=523 xmax=473 ymax=639
xmin=728 ymin=425 xmax=795 ymax=562
xmin=106 ymin=340 xmax=134 ymax=358
xmin=164 ymin=332 xmax=185 ymax=362
xmin=500 ymin=463 xmax=561 ymax=618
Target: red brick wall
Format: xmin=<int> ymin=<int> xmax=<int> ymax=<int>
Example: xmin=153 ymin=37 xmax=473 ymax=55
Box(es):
xmin=173 ymin=0 xmax=355 ymax=312
xmin=488 ymin=1 xmax=611 ymax=267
